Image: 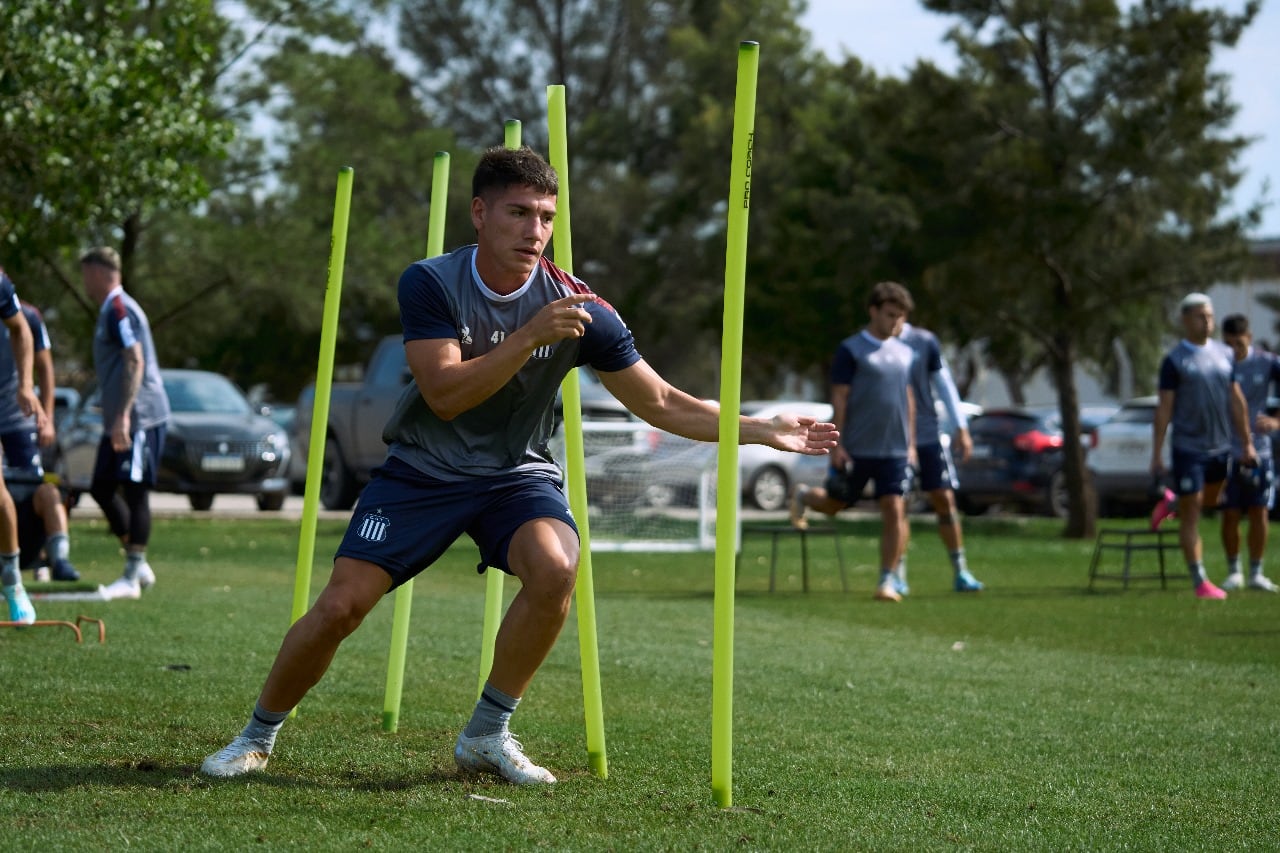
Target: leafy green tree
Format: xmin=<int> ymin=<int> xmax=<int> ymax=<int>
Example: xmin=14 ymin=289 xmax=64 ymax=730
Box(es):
xmin=0 ymin=0 xmax=233 ymax=313
xmin=898 ymin=0 xmax=1263 ymax=536
xmin=137 ymin=9 xmax=459 ymax=398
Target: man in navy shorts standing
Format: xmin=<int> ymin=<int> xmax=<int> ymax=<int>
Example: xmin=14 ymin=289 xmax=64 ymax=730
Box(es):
xmin=788 ymin=281 xmax=916 ymax=603
xmin=896 ymin=319 xmax=984 ymax=594
xmin=1217 ymin=313 xmax=1280 ymax=592
xmin=1151 ymin=293 xmax=1255 ymax=600
xmin=201 ymin=146 xmax=838 ymax=784
xmin=80 ymin=247 xmax=170 ymax=600
xmin=0 ymin=265 xmax=44 ymax=625
xmin=0 ymin=300 xmax=78 ymax=581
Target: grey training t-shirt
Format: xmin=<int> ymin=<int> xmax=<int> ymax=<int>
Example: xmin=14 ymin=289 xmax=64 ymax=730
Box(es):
xmin=384 ymin=246 xmax=641 ymax=481
xmin=93 ymin=287 xmax=170 ymax=431
xmin=1230 ymin=346 xmax=1280 ymax=459
xmin=1158 ymin=339 xmax=1234 ymax=455
xmin=830 ymin=330 xmax=915 ymax=458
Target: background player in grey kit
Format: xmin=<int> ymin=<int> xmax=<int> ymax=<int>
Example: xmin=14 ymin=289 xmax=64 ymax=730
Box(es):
xmin=80 ymin=247 xmax=170 ymax=600
xmin=0 ymin=301 xmax=78 ymax=581
xmin=1151 ymin=292 xmax=1255 ymax=600
xmin=0 ymin=265 xmax=45 ymax=626
xmin=788 ymin=281 xmax=916 ymax=603
xmin=201 ymin=145 xmax=838 ymax=785
xmin=1217 ymin=314 xmax=1280 ymax=592
xmin=897 ymin=320 xmax=983 ymax=594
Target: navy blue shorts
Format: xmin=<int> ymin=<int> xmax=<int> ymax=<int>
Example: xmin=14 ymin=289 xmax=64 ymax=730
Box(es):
xmin=1222 ymin=457 xmax=1276 ymax=510
xmin=336 ymin=457 xmax=579 ymax=590
xmin=92 ymin=425 xmax=166 ymax=487
xmin=915 ymin=442 xmax=957 ymax=493
xmin=0 ymin=429 xmax=41 ymax=472
xmin=1170 ymin=448 xmax=1230 ymax=497
xmin=826 ymin=455 xmax=913 ymax=501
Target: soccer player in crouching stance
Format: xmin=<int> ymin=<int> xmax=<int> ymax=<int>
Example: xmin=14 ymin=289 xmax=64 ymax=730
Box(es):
xmin=201 ymin=146 xmax=837 ymax=784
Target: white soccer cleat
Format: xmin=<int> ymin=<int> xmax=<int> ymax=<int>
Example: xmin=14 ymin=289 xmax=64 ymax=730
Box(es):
xmin=136 ymin=562 xmax=156 ymax=589
xmin=4 ymin=583 xmax=36 ymax=624
xmin=1221 ymin=572 xmax=1245 ymax=591
xmin=201 ymin=736 xmax=271 ymax=777
xmin=454 ymin=731 xmax=556 ymax=785
xmin=98 ymin=575 xmax=141 ymax=601
xmin=1247 ymin=574 xmax=1280 ymax=593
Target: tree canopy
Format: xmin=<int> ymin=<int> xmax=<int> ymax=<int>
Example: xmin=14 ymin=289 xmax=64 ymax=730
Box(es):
xmin=2 ymin=0 xmax=1268 ymax=538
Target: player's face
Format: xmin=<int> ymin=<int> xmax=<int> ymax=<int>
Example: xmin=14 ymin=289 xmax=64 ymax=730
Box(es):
xmin=80 ymin=262 xmax=115 ymax=304
xmin=472 ymin=185 xmax=557 ymax=292
xmin=1181 ymin=305 xmax=1213 ymax=344
xmin=1223 ymin=330 xmax=1251 ymax=361
xmin=867 ymin=302 xmax=908 ymax=340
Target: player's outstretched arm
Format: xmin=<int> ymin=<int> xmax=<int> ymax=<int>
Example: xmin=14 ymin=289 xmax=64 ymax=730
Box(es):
xmin=598 ymin=360 xmax=838 ymax=455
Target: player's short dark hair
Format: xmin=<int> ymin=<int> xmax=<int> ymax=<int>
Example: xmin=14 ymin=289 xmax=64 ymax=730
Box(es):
xmin=80 ymin=246 xmax=121 ymax=272
xmin=1222 ymin=314 xmax=1250 ymax=336
xmin=472 ymin=146 xmax=558 ymax=202
xmin=867 ymin=281 xmax=914 ymax=312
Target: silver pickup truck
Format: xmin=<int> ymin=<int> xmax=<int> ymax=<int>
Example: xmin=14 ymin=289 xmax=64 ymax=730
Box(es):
xmin=293 ymin=335 xmax=410 ymax=510
xmin=293 ymin=335 xmax=638 ymax=510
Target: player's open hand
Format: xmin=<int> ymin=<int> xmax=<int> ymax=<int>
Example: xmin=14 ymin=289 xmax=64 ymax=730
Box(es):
xmin=763 ymin=414 xmax=839 ymax=455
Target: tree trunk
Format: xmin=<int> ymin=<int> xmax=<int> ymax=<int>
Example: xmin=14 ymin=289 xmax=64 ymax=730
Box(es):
xmin=1050 ymin=334 xmax=1096 ymax=539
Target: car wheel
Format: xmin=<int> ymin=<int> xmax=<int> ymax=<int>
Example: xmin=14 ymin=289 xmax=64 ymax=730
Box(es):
xmin=643 ymin=483 xmax=677 ymax=508
xmin=747 ymin=465 xmax=789 ymax=511
xmin=257 ymin=491 xmax=286 ymax=512
xmin=1045 ymin=469 xmax=1069 ymax=518
xmin=320 ymin=439 xmax=359 ymax=511
xmin=189 ymin=493 xmax=215 ymax=511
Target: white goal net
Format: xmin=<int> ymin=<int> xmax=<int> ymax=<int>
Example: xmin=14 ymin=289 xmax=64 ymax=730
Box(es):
xmin=550 ymin=420 xmax=725 ymax=551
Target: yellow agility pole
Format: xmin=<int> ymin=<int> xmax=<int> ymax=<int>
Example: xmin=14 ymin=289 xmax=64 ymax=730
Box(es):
xmin=548 ymin=83 xmax=608 ymax=779
xmin=382 ymin=151 xmax=450 ymax=733
xmin=711 ymin=41 xmax=759 ymax=809
xmin=476 ymin=120 xmax=523 ymax=698
xmin=290 ymin=166 xmax=354 ymax=716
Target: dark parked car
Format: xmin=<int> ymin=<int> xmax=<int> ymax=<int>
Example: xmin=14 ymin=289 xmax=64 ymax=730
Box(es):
xmin=955 ymin=407 xmax=1072 ymax=518
xmin=60 ymin=369 xmax=291 ymax=511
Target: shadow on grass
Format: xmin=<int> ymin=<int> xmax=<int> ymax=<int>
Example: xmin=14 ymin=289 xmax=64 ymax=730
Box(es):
xmin=0 ymin=763 xmax=458 ymax=792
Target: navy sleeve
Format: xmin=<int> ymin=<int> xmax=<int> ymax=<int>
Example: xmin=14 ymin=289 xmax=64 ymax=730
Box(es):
xmin=23 ymin=306 xmax=48 ymax=353
xmin=1269 ymin=353 xmax=1280 ymax=387
xmin=830 ymin=342 xmax=857 ymax=386
xmin=925 ymin=336 xmax=943 ymax=374
xmin=1158 ymin=355 xmax=1179 ymax=391
xmin=398 ymin=263 xmax=458 ymax=342
xmin=577 ymin=301 xmax=641 ymax=373
xmin=0 ymin=275 xmax=19 ymax=321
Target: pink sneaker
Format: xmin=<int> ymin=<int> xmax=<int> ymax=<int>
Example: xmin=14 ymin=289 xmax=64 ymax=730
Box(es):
xmin=1194 ymin=580 xmax=1227 ymax=600
xmin=1150 ymin=489 xmax=1177 ymax=531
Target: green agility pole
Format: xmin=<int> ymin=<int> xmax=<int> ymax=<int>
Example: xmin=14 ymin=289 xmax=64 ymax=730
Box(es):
xmin=382 ymin=151 xmax=450 ymax=733
xmin=711 ymin=41 xmax=759 ymax=809
xmin=476 ymin=119 xmax=523 ymax=698
xmin=548 ymin=83 xmax=608 ymax=779
xmin=290 ymin=166 xmax=354 ymax=715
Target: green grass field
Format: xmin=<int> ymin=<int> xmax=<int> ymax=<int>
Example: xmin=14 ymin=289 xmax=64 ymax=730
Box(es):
xmin=3 ymin=512 xmax=1278 ymax=851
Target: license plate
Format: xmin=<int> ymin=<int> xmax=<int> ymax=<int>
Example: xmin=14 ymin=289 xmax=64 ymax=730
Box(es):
xmin=970 ymin=444 xmax=992 ymax=459
xmin=201 ymin=454 xmax=245 ymax=472
xmin=1116 ymin=440 xmax=1147 ymax=455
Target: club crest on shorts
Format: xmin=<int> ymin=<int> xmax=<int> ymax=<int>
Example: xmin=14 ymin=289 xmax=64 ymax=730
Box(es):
xmin=357 ymin=510 xmax=390 ymax=543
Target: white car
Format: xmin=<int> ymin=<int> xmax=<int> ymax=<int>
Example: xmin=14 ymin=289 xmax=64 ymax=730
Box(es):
xmin=1088 ymin=396 xmax=1169 ymax=515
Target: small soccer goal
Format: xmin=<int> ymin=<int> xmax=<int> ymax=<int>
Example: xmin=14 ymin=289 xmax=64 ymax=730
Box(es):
xmin=551 ymin=420 xmax=722 ymax=552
